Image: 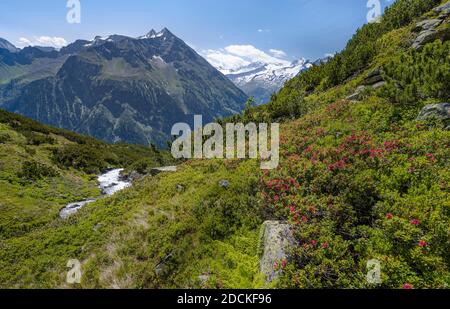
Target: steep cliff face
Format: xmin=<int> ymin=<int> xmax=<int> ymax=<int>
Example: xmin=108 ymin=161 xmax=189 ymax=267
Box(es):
xmin=0 ymin=29 xmax=248 ymax=146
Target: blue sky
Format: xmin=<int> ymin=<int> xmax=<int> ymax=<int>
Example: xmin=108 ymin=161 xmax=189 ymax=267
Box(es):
xmin=0 ymin=0 xmax=392 ymax=61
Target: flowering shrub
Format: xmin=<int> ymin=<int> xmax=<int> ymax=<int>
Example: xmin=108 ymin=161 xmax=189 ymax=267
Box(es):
xmin=259 ymin=95 xmax=450 ymax=288
xmin=233 ymin=0 xmax=449 ymax=289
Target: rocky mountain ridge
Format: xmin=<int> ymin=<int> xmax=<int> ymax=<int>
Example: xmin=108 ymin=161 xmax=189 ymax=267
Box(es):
xmin=0 ymin=29 xmax=248 ymax=146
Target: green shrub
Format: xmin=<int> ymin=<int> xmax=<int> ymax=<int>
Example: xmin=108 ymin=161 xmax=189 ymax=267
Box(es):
xmin=17 ymin=160 xmax=59 ymax=181
xmin=0 ymin=132 xmax=10 ymax=144
xmin=23 ymin=131 xmax=56 ymax=146
xmin=381 ymin=40 xmax=450 ymax=105
xmin=52 ymin=144 xmax=109 ymax=174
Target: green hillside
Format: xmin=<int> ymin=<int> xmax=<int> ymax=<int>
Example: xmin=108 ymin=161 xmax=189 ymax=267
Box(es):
xmin=0 ymin=109 xmax=174 ymax=287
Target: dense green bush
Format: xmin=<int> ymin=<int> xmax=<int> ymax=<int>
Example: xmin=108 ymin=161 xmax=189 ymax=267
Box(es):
xmin=0 ymin=132 xmax=10 ymax=144
xmin=23 ymin=131 xmax=56 ymax=146
xmin=52 ymin=144 xmax=109 ymax=174
xmin=381 ymin=40 xmax=450 ymax=105
xmin=17 ymin=160 xmax=59 ymax=181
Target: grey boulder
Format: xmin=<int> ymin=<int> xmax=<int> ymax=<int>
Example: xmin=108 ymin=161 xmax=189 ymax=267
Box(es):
xmin=150 ymin=166 xmax=178 ymax=176
xmin=218 ymin=180 xmax=230 ymax=188
xmin=259 ymin=221 xmax=296 ymax=284
xmin=413 ymin=19 xmax=442 ymax=32
xmin=417 ymin=103 xmax=450 ymax=122
xmin=412 ymin=29 xmax=440 ymax=49
xmin=434 ymin=2 xmax=450 ymax=16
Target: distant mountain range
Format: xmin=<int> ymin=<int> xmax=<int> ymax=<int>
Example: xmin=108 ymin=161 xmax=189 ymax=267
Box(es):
xmin=223 ymin=58 xmax=312 ymax=104
xmin=0 ymin=29 xmax=248 ymax=146
xmin=208 ymin=54 xmax=332 ymax=104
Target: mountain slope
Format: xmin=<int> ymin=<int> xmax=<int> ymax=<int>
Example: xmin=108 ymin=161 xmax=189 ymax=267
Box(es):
xmin=0 ymin=29 xmax=248 ymax=146
xmin=0 ymin=38 xmax=18 ymax=53
xmin=231 ymin=0 xmax=450 ymax=288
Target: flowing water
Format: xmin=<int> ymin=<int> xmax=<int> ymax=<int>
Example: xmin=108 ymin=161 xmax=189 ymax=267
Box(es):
xmin=59 ymin=168 xmax=131 ymax=219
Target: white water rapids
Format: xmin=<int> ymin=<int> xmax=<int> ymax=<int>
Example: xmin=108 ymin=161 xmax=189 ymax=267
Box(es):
xmin=59 ymin=168 xmax=131 ymax=219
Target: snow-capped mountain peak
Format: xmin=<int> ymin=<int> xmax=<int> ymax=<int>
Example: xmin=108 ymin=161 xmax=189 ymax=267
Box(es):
xmin=202 ymin=45 xmax=315 ymax=104
xmin=217 ymin=57 xmax=312 ymax=104
xmin=138 ymin=28 xmax=173 ymax=40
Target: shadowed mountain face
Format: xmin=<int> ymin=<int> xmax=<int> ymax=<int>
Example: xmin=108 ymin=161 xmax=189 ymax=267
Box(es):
xmin=0 ymin=29 xmax=248 ymax=146
xmin=0 ymin=38 xmax=18 ymax=53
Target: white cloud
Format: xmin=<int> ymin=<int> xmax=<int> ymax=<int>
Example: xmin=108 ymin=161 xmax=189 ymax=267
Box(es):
xmin=269 ymin=49 xmax=287 ymax=58
xmin=202 ymin=44 xmax=290 ymax=75
xmin=16 ymin=36 xmax=68 ymax=49
xmin=202 ymin=48 xmax=251 ymax=73
xmin=224 ymin=45 xmax=289 ymax=65
xmin=17 ymin=38 xmax=32 ymax=46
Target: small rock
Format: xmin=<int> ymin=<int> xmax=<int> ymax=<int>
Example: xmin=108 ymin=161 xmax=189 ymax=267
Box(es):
xmin=176 ymin=184 xmax=185 ymax=192
xmin=346 ymin=92 xmax=360 ymax=101
xmin=198 ymin=274 xmax=210 ymax=285
xmin=371 ymin=81 xmax=387 ymax=89
xmin=150 ymin=166 xmax=177 ymax=176
xmin=362 ymin=68 xmax=384 ymax=86
xmin=417 ymin=103 xmax=450 ymax=122
xmin=412 ymin=29 xmax=439 ymax=49
xmin=366 ymin=67 xmax=382 ymax=79
xmin=364 ymin=75 xmax=384 ymax=86
xmin=413 ymin=19 xmax=442 ymax=32
xmin=346 ymin=85 xmax=367 ymax=101
xmin=154 ymin=263 xmax=165 ymax=276
xmin=219 ymin=180 xmax=230 ymax=188
xmin=128 ymin=171 xmax=143 ymax=182
xmin=433 ymin=2 xmax=450 ymax=16
xmin=154 ymin=254 xmax=173 ymax=276
xmin=412 ymin=25 xmax=450 ymax=50
xmin=93 ymin=223 xmax=102 ymax=231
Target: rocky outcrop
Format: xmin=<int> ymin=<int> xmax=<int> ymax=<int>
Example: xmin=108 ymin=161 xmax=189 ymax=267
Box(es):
xmin=412 ymin=29 xmax=446 ymax=49
xmin=150 ymin=166 xmax=178 ymax=176
xmin=412 ymin=3 xmax=450 ymax=50
xmin=259 ymin=221 xmax=296 ymax=283
xmin=126 ymin=171 xmax=144 ymax=182
xmin=362 ymin=67 xmax=385 ymax=86
xmin=413 ymin=19 xmax=443 ymax=32
xmin=346 ymin=86 xmax=367 ymax=101
xmin=347 ymin=67 xmax=386 ymax=101
xmin=417 ymin=103 xmax=450 ymax=127
xmin=434 ymin=1 xmax=450 ymax=16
